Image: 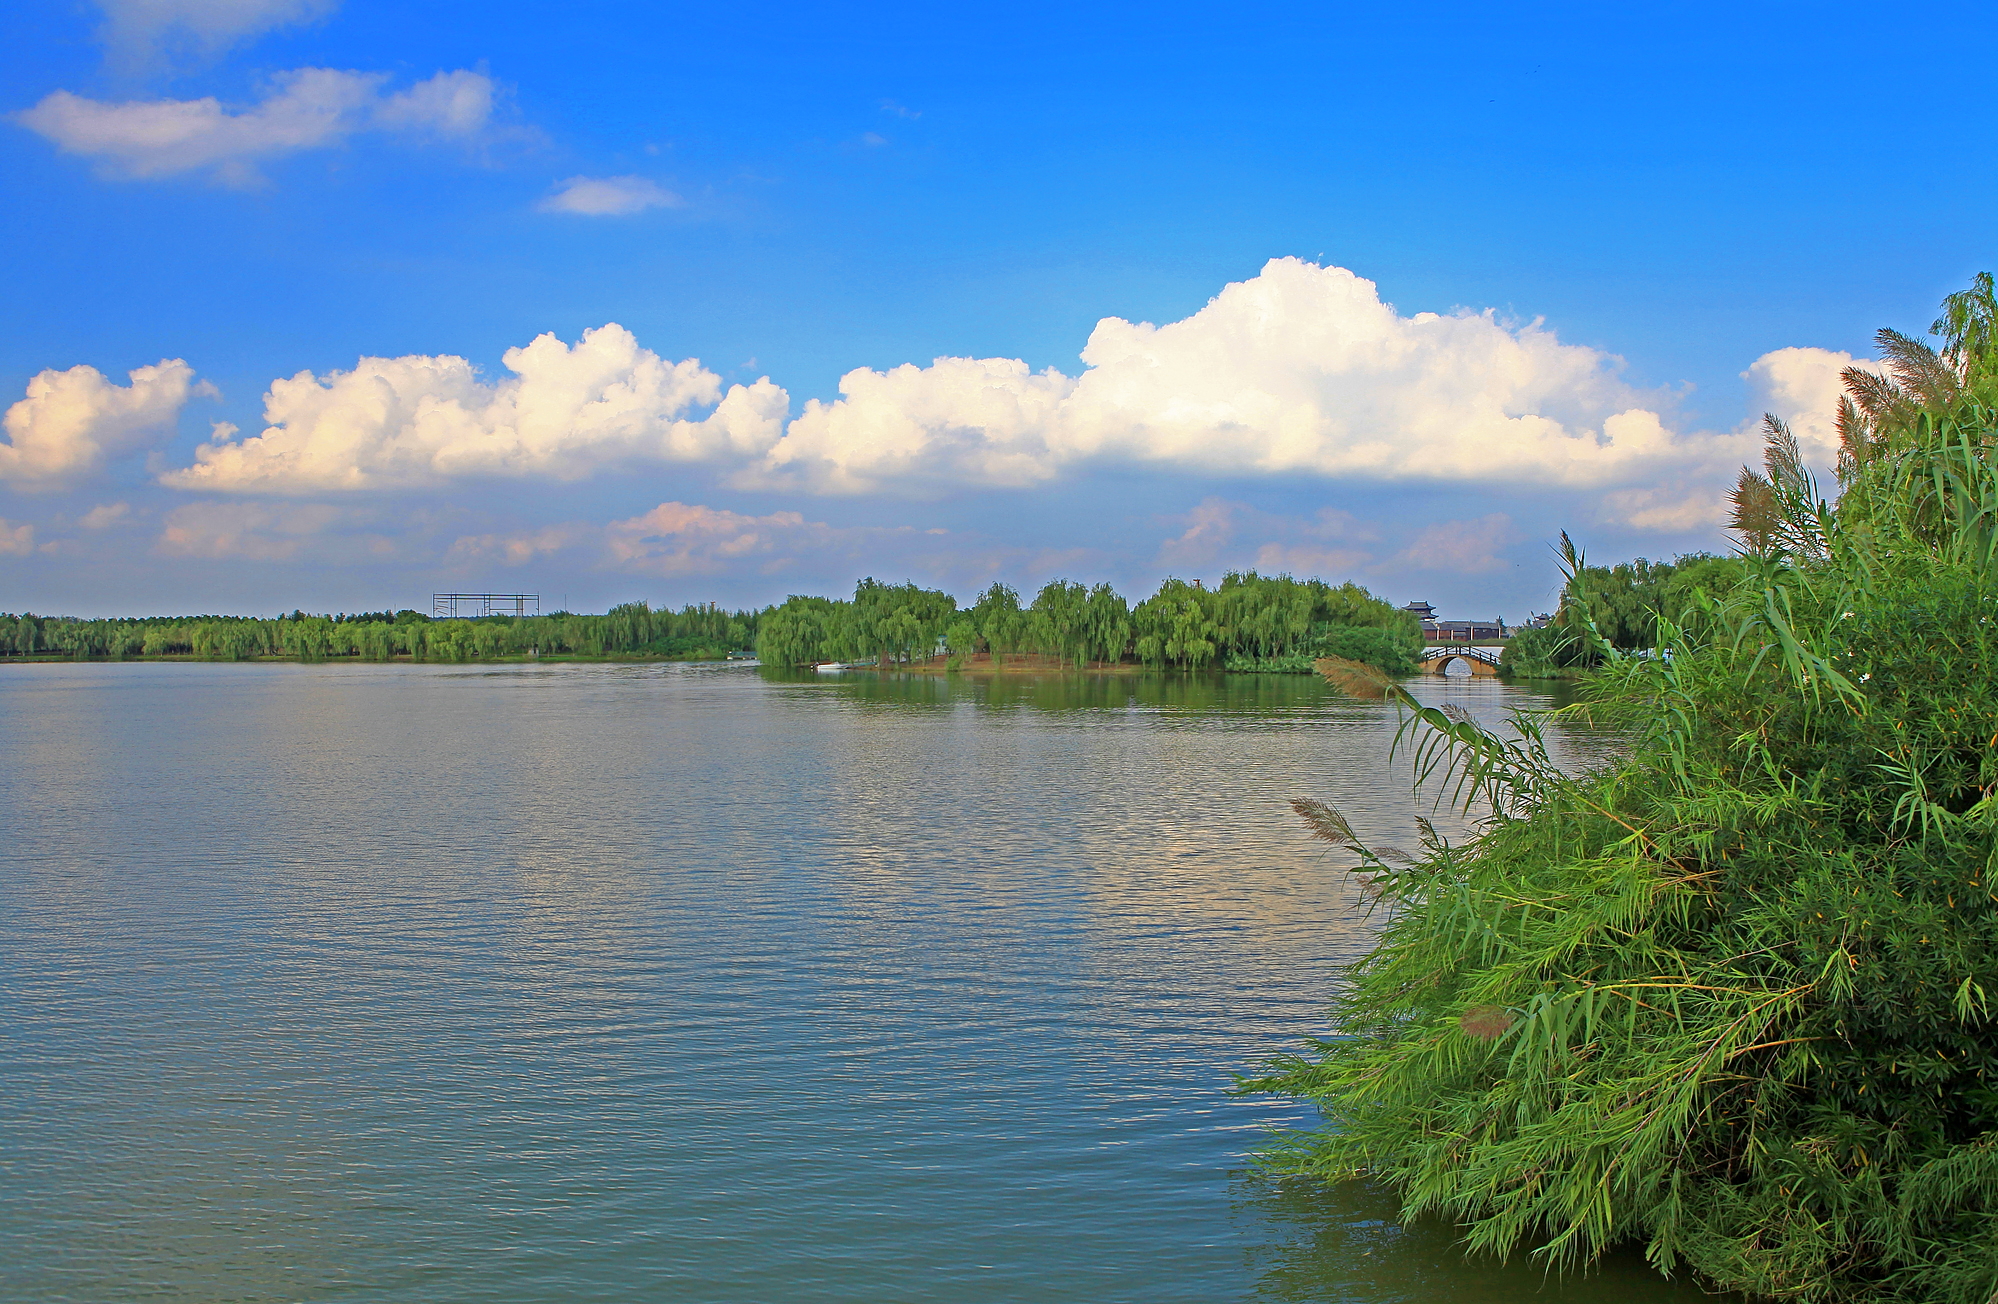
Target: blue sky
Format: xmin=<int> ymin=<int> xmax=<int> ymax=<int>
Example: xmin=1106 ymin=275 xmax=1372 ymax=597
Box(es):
xmin=2 ymin=0 xmax=1993 ymax=618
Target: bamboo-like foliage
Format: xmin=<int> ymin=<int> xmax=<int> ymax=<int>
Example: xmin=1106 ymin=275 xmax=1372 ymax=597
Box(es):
xmin=1248 ymin=284 xmax=1998 ymax=1302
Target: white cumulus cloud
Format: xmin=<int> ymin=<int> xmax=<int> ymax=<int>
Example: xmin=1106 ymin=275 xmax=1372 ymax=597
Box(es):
xmin=1585 ymin=346 xmax=1884 ymax=533
xmin=2 ymin=359 xmax=208 ymax=489
xmin=138 ymin=260 xmax=1884 ymax=535
xmin=1743 ymin=345 xmax=1882 ymax=465
xmin=162 ymin=324 xmax=789 ymax=493
xmin=0 ymin=519 xmax=36 ymax=556
xmin=539 ymin=175 xmax=683 ymax=216
xmin=743 ymin=258 xmax=1743 ymax=495
xmin=372 ymin=70 xmax=495 ymax=140
xmin=763 ymin=356 xmax=1076 ymax=494
xmin=17 ymin=67 xmax=497 ymax=183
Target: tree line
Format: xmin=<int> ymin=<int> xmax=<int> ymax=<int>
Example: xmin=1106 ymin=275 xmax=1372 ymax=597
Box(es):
xmin=0 ymin=603 xmax=757 ymax=663
xmin=1 ymin=570 xmax=1421 ymax=674
xmin=755 ymin=571 xmax=1422 ymax=672
xmin=1499 ymin=551 xmax=1748 ymax=677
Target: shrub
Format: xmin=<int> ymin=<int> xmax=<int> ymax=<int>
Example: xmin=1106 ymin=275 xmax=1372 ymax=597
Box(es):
xmin=1313 ymin=625 xmax=1419 ymax=677
xmin=1245 ymin=410 xmax=1998 ymax=1302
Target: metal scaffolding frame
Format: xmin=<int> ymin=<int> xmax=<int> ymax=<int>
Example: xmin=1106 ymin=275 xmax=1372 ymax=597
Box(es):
xmin=432 ymin=593 xmax=541 ymax=618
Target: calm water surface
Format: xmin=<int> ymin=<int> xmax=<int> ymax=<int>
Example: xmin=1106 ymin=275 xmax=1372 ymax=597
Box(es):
xmin=1 ymin=662 xmax=1715 ymax=1302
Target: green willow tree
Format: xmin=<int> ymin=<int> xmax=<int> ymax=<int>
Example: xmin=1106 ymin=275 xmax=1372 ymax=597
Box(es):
xmin=1246 ymin=278 xmax=1998 ymax=1303
xmin=4 ymin=602 xmax=758 ymax=663
xmin=18 ymin=569 xmax=1409 ymax=676
xmin=1027 ymin=579 xmax=1090 ymax=666
xmin=1132 ymin=578 xmax=1221 ymax=668
xmin=1025 ymin=580 xmax=1131 ymax=667
xmin=1500 ymin=553 xmax=1747 ymax=677
xmin=757 ymin=596 xmax=840 ymax=667
xmin=752 ymin=571 xmax=1410 ymax=673
xmin=971 ymin=582 xmax=1026 ymax=667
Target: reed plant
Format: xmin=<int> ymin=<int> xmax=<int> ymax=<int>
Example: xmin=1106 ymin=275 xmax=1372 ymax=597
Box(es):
xmin=1247 ymin=374 xmax=1998 ymax=1297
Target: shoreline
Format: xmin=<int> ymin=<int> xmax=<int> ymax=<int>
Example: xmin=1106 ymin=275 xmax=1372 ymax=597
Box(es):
xmin=0 ymin=650 xmax=1584 ymax=685
xmin=0 ymin=652 xmax=750 ymax=666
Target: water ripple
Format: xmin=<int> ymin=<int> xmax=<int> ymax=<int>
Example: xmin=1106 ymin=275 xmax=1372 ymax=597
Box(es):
xmin=1 ymin=662 xmax=1699 ymax=1303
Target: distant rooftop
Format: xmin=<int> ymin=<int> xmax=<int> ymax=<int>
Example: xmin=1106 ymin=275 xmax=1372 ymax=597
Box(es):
xmin=1404 ymin=601 xmax=1511 ymax=641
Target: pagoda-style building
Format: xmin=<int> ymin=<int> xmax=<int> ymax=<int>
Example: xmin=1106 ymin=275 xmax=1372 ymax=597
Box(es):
xmin=1403 ymin=600 xmax=1507 ymax=643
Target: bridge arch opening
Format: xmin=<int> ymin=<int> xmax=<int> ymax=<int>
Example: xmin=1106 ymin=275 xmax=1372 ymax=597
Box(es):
xmin=1417 ymin=646 xmax=1501 ymax=677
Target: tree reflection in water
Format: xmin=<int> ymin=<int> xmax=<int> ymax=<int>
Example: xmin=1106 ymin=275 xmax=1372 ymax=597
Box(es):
xmin=1231 ymin=1175 xmax=1743 ymax=1304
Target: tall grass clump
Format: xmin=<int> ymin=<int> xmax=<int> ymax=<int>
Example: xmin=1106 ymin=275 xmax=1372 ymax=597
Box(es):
xmin=1245 ymin=281 xmax=1998 ymax=1302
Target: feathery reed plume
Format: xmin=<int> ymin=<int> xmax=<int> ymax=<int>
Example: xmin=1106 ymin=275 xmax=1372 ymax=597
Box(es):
xmin=1290 ymin=797 xmax=1401 ymax=897
xmin=1290 ymin=797 xmax=1356 ymax=846
xmin=1314 ymin=653 xmax=1393 ymax=700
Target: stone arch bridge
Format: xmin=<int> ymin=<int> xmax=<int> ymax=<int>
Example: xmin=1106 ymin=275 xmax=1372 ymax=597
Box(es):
xmin=1419 ymin=644 xmax=1502 ymax=677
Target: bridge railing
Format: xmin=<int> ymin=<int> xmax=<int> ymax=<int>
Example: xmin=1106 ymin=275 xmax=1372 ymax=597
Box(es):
xmin=1422 ymin=644 xmax=1503 ymax=666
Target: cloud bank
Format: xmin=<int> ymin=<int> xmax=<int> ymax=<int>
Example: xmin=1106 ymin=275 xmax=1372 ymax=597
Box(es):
xmin=18 ymin=67 xmax=497 ymax=182
xmin=1 ymin=359 xmax=208 ymax=489
xmin=163 ymin=325 xmax=787 ymax=492
xmin=96 ymin=0 xmax=339 ymax=69
xmin=753 ymin=259 xmax=1719 ymax=493
xmin=7 ymin=260 xmax=1878 ymax=558
xmin=737 ymin=260 xmax=1867 ymax=501
xmin=743 ymin=261 xmax=1866 ymax=508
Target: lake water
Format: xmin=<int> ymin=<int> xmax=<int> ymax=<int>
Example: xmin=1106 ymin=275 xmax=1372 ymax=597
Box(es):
xmin=0 ymin=661 xmax=1716 ymax=1302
